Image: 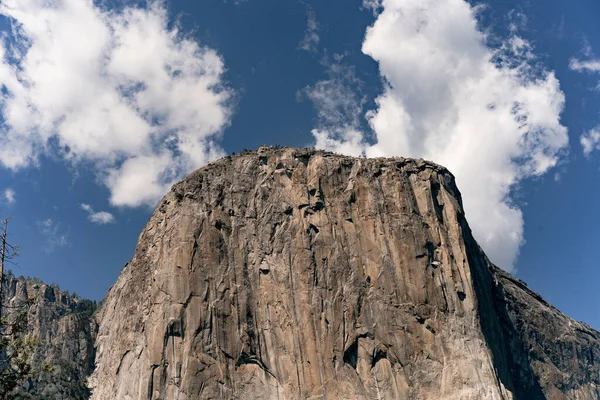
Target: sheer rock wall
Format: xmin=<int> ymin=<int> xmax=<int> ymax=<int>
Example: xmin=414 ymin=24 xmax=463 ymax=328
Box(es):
xmin=90 ymin=147 xmax=600 ymax=400
xmin=3 ymin=274 xmax=97 ymax=399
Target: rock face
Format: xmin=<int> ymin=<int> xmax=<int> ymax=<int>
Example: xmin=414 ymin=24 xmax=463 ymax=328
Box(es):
xmin=90 ymin=147 xmax=600 ymax=400
xmin=3 ymin=273 xmax=98 ymax=399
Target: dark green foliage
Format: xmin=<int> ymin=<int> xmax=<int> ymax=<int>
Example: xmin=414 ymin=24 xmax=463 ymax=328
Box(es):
xmin=0 ymin=299 xmax=43 ymax=400
xmin=0 ymin=285 xmax=96 ymax=400
xmin=19 ymin=359 xmax=91 ymax=400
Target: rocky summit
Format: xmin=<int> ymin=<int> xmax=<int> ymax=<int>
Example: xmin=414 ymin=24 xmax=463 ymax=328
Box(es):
xmin=85 ymin=147 xmax=600 ymax=399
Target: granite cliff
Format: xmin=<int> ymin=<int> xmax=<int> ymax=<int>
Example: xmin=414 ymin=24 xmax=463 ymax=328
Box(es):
xmin=89 ymin=147 xmax=600 ymax=399
xmin=3 ymin=272 xmax=97 ymax=399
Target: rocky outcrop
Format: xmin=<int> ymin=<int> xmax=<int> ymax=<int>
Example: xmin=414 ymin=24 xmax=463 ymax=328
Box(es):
xmin=3 ymin=273 xmax=98 ymax=399
xmin=90 ymin=147 xmax=600 ymax=399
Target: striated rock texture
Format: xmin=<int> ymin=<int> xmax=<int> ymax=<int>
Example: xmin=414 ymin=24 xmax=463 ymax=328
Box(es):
xmin=3 ymin=273 xmax=98 ymax=399
xmin=90 ymin=147 xmax=600 ymax=400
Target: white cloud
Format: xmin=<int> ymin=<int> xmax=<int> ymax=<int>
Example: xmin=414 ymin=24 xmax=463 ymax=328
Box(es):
xmin=300 ymin=58 xmax=368 ymax=157
xmin=570 ymin=46 xmax=600 ymax=158
xmin=310 ymin=0 xmax=568 ymax=272
xmin=37 ymin=218 xmax=68 ymax=253
xmin=570 ymin=59 xmax=600 ymax=73
xmin=581 ymin=128 xmax=600 ymax=157
xmin=569 ymin=42 xmax=600 ymax=74
xmin=3 ymin=188 xmax=15 ymax=205
xmin=298 ymin=6 xmax=320 ymax=53
xmin=0 ymin=0 xmax=232 ymax=207
xmin=81 ymin=203 xmax=115 ymax=225
xmin=361 ymin=0 xmax=382 ymax=16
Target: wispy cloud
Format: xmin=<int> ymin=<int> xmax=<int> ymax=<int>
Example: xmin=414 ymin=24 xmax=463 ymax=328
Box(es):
xmin=581 ymin=128 xmax=600 ymax=157
xmin=361 ymin=0 xmax=382 ymax=16
xmin=38 ymin=218 xmax=68 ymax=254
xmin=81 ymin=203 xmax=115 ymax=225
xmin=299 ymin=55 xmax=367 ymax=156
xmin=570 ymin=59 xmax=600 ymax=73
xmin=0 ymin=0 xmax=232 ymax=207
xmin=298 ymin=6 xmax=320 ymax=53
xmin=570 ymin=45 xmax=600 ymax=158
xmin=3 ymin=188 xmax=15 ymax=205
xmin=570 ymin=44 xmax=600 ymax=73
xmin=308 ymin=0 xmax=568 ymax=272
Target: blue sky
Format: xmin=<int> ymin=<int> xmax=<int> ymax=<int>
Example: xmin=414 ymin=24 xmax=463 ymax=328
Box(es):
xmin=1 ymin=0 xmax=600 ymax=329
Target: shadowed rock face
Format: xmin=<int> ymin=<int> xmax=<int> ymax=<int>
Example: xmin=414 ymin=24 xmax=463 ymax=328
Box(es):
xmin=3 ymin=274 xmax=98 ymax=399
xmin=89 ymin=147 xmax=600 ymax=400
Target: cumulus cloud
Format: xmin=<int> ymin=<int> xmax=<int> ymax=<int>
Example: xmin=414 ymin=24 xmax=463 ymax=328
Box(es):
xmin=0 ymin=0 xmax=232 ymax=207
xmin=81 ymin=203 xmax=115 ymax=225
xmin=298 ymin=6 xmax=320 ymax=53
xmin=3 ymin=188 xmax=15 ymax=205
xmin=310 ymin=0 xmax=568 ymax=271
xmin=38 ymin=218 xmax=68 ymax=253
